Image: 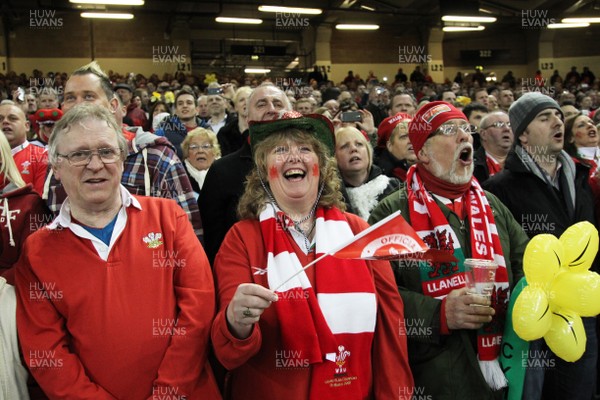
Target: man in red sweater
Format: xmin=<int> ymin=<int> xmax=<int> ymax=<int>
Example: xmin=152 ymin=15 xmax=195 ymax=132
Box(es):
xmin=16 ymin=103 xmax=220 ymax=399
xmin=0 ymin=103 xmax=47 ymax=195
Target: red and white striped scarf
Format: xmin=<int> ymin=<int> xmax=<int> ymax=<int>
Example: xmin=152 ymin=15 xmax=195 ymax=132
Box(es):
xmin=406 ymin=165 xmax=509 ymax=390
xmin=260 ymin=204 xmax=376 ymax=399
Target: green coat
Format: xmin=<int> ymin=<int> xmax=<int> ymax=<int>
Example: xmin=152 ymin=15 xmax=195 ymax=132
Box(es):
xmin=369 ymin=186 xmax=528 ymax=400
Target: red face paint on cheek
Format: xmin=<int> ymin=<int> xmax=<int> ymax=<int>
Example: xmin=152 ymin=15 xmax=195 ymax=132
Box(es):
xmin=312 ymin=164 xmax=319 ymax=177
xmin=269 ymin=166 xmax=279 ymax=179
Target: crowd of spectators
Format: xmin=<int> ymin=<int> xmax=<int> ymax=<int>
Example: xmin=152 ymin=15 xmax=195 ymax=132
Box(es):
xmin=1 ymin=62 xmax=600 ymax=399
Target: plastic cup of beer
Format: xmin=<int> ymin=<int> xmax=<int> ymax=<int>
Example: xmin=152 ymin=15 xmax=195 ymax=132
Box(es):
xmin=463 ymin=258 xmax=497 ymax=303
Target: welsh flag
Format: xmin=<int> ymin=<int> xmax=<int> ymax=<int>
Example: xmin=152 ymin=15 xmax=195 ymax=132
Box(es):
xmin=332 ymin=211 xmax=456 ymax=262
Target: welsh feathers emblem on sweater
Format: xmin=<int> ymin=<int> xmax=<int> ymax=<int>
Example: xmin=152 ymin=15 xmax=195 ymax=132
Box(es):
xmin=20 ymin=161 xmax=31 ymax=175
xmin=326 ymin=345 xmax=351 ymax=376
xmin=143 ymin=232 xmax=163 ymax=248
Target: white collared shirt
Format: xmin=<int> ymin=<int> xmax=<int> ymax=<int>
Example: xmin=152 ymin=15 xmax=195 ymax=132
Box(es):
xmin=48 ymin=185 xmax=142 ymax=261
xmin=207 ymin=114 xmax=227 ymax=134
xmin=10 ymin=140 xmax=29 ymax=156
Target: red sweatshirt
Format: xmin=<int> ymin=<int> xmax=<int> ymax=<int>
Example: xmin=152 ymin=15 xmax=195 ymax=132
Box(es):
xmin=10 ymin=141 xmax=48 ymax=196
xmin=16 ymin=192 xmax=221 ymax=399
xmin=0 ymin=184 xmax=51 ymax=285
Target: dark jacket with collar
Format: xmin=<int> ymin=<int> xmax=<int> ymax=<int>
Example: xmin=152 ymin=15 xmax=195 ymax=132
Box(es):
xmin=374 ymin=148 xmax=410 ymax=182
xmin=473 ymin=145 xmax=490 ymax=184
xmin=216 ymin=116 xmax=244 ymax=157
xmin=483 ymin=148 xmax=596 ymax=245
xmin=366 ymin=102 xmax=389 ymax=127
xmin=342 ymin=164 xmax=401 ymax=220
xmin=199 ymin=136 xmax=253 ymax=265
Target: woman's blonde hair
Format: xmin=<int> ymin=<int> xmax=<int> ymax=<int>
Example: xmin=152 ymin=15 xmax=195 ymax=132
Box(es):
xmin=181 ymin=127 xmax=221 ymax=160
xmin=0 ymin=133 xmax=25 ymax=188
xmin=233 ymin=86 xmax=253 ymax=106
xmin=237 ymin=129 xmax=345 ymax=220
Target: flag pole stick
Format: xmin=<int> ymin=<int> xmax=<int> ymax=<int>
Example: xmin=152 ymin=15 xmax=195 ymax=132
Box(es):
xmin=273 ymin=252 xmax=331 ymax=292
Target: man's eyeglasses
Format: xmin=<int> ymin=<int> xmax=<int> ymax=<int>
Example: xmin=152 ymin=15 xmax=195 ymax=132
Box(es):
xmin=188 ymin=144 xmax=213 ymax=152
xmin=435 ymin=123 xmax=472 ymax=136
xmin=483 ymin=121 xmax=511 ymax=130
xmin=57 ymin=148 xmax=123 ymax=166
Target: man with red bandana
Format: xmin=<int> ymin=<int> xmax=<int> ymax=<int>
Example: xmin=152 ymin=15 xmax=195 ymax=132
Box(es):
xmin=370 ymin=101 xmax=528 ymax=399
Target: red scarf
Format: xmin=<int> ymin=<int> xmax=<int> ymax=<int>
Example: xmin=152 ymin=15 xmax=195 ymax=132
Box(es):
xmin=406 ymin=165 xmax=509 ymax=390
xmin=392 ymin=167 xmax=407 ymax=182
xmin=486 ymin=154 xmax=502 ymax=177
xmin=260 ymin=205 xmax=376 ymax=399
xmin=417 ymin=164 xmax=470 ymax=199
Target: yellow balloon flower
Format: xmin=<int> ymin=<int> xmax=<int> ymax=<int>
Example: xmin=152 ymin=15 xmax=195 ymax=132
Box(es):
xmin=512 ymin=222 xmax=600 ymax=362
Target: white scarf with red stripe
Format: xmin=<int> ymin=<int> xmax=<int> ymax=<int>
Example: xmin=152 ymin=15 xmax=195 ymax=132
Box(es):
xmin=406 ymin=165 xmax=509 ymax=390
xmin=260 ymin=204 xmax=376 ymax=399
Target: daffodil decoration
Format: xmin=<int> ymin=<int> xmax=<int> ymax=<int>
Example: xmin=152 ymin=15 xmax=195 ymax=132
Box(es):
xmin=512 ymin=221 xmax=600 ymax=362
xmin=455 ymin=96 xmax=472 ymax=107
xmin=150 ymin=92 xmax=162 ymax=103
xmin=204 ymin=73 xmax=217 ymax=85
xmin=164 ymin=91 xmax=175 ymax=104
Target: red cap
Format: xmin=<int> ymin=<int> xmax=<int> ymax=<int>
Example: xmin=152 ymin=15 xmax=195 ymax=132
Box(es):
xmin=377 ymin=112 xmax=412 ymax=148
xmin=408 ymin=101 xmax=467 ymax=156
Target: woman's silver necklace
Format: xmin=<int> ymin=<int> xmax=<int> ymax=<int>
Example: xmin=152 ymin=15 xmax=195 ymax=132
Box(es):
xmin=260 ymin=177 xmax=325 ymax=252
xmin=289 ymin=206 xmax=317 ymax=252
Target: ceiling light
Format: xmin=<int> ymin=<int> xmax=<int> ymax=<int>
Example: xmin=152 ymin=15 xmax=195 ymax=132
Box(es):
xmin=335 ymin=24 xmax=379 ymax=30
xmin=548 ymin=22 xmax=590 ymax=28
xmin=442 ymin=25 xmax=485 ymax=32
xmin=80 ymin=12 xmax=134 ymax=19
xmin=258 ymin=5 xmax=322 ymax=15
xmin=562 ymin=17 xmax=600 ymax=23
xmin=245 ymin=68 xmax=271 ymax=74
xmin=360 ymin=5 xmax=376 ymax=11
xmin=215 ymin=17 xmax=263 ymax=24
xmin=70 ymin=0 xmax=143 ymax=4
xmin=286 ymin=57 xmax=299 ymax=69
xmin=442 ymin=15 xmax=496 ymax=23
